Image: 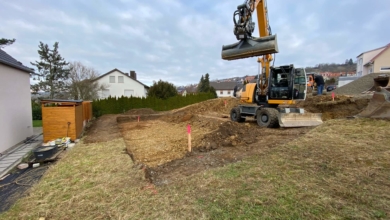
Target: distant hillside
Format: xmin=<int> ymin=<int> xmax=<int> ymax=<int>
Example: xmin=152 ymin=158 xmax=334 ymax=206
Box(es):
xmin=305 ymin=62 xmax=356 ymax=73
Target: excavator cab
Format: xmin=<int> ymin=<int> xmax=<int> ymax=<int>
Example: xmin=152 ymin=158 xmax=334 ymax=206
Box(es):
xmin=268 ymin=65 xmax=307 ymax=101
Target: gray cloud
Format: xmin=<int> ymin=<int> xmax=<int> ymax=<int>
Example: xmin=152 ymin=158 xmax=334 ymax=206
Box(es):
xmin=1 ymin=0 xmax=389 ymax=86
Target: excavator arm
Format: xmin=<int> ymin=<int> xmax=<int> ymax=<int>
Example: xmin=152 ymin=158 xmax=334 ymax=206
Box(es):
xmin=222 ymin=0 xmax=277 ymax=96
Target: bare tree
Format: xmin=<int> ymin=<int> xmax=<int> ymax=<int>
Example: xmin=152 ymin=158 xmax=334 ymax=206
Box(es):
xmin=67 ymin=61 xmax=106 ymax=100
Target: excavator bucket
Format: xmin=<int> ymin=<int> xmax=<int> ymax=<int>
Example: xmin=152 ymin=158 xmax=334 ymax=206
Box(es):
xmin=221 ymin=35 xmax=279 ymax=60
xmin=358 ymin=74 xmax=390 ymax=118
xmin=278 ymin=113 xmax=323 ymax=127
xmin=358 ymin=87 xmax=390 ymax=118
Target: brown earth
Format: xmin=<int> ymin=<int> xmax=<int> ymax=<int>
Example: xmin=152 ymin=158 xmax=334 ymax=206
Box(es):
xmin=84 ymin=95 xmax=372 ymax=185
xmin=296 ymin=94 xmax=371 ymax=121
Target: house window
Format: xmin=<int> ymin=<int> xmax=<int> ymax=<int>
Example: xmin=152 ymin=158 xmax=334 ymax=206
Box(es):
xmin=118 ymin=76 xmax=124 ymax=83
xmin=227 ymin=91 xmax=231 ymax=94
xmin=220 ymin=90 xmax=223 ymax=95
xmin=109 ymin=76 xmax=115 ymax=83
xmin=102 ymin=89 xmax=110 ymax=98
xmin=380 ymin=67 xmax=390 ymax=71
xmin=124 ymin=89 xmax=134 ymax=97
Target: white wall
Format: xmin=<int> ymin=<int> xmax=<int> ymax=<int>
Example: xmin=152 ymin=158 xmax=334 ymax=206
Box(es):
xmin=216 ymin=89 xmax=234 ymax=98
xmin=0 ymin=64 xmax=33 ymax=153
xmin=97 ymin=70 xmax=147 ymax=99
xmin=338 ymin=76 xmax=360 ymax=88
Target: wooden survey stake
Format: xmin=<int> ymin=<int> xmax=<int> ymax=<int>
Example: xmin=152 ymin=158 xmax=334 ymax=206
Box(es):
xmin=187 ymin=124 xmax=191 ymax=152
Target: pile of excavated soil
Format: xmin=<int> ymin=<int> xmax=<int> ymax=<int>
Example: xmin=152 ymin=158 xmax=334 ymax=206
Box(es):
xmin=115 ymin=97 xmax=241 ymax=124
xmin=124 ymin=108 xmax=157 ymax=115
xmin=171 ymin=97 xmax=241 ymax=115
xmin=334 ymin=73 xmax=384 ymax=95
xmin=296 ymin=94 xmax=370 ymax=120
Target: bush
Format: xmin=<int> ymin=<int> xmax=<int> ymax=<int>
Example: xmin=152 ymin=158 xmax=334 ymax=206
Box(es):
xmin=31 ymin=101 xmax=42 ymax=120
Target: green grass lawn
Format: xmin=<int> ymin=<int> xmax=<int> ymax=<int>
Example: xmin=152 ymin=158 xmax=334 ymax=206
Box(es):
xmin=32 ymin=120 xmax=42 ymax=127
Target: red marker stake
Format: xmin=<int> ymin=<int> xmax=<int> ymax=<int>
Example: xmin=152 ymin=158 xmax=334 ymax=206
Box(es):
xmin=187 ymin=124 xmax=191 ymax=152
xmin=332 ymin=92 xmax=335 ymax=101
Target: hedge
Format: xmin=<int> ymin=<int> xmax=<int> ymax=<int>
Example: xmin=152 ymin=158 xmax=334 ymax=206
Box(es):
xmin=32 ymin=101 xmax=42 ymax=120
xmin=92 ymin=93 xmax=216 ymax=117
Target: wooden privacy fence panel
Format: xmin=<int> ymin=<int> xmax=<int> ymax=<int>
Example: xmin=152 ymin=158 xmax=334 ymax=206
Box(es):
xmin=82 ymin=101 xmax=93 ymax=122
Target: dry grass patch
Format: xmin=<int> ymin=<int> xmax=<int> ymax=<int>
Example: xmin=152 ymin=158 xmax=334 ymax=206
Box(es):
xmin=0 ymin=139 xmax=148 ymax=219
xmin=190 ymin=118 xmax=390 ymax=219
xmin=120 ymin=119 xmax=218 ymax=167
xmin=2 ymin=118 xmax=389 ymax=219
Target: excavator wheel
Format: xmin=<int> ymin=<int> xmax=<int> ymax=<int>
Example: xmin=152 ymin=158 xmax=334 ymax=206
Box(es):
xmin=230 ymin=107 xmax=245 ymax=123
xmin=256 ymin=108 xmax=280 ymax=128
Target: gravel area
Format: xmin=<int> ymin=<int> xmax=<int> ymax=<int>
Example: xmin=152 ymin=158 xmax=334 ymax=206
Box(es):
xmin=334 ymin=73 xmax=388 ymax=95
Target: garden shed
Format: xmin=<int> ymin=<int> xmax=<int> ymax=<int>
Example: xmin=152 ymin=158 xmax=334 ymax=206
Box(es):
xmin=41 ymin=99 xmax=92 ymax=142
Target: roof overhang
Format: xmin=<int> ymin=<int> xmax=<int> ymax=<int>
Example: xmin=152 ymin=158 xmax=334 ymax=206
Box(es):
xmin=41 ymin=99 xmax=84 ymax=106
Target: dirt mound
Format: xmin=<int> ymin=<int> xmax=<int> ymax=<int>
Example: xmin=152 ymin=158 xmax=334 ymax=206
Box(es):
xmin=334 ymin=73 xmax=385 ymax=95
xmin=195 ymin=121 xmax=257 ymax=151
xmin=297 ymin=94 xmax=370 ymax=120
xmin=124 ymin=108 xmax=157 ymax=115
xmin=116 ymin=98 xmax=241 ymax=124
xmin=172 ymin=97 xmax=241 ymax=115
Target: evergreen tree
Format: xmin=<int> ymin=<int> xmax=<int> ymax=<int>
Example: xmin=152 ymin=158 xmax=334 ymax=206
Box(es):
xmin=198 ymin=75 xmax=205 ymax=93
xmin=0 ymin=38 xmax=15 ymax=48
xmin=348 ymin=58 xmax=353 ymax=65
xmin=31 ymin=42 xmax=70 ymax=99
xmin=204 ymin=73 xmax=210 ymax=92
xmin=198 ymin=73 xmax=212 ymax=93
xmin=148 ymin=80 xmax=177 ymax=99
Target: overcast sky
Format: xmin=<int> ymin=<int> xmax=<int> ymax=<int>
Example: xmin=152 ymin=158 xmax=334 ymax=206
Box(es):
xmin=1 ymin=0 xmax=389 ymax=86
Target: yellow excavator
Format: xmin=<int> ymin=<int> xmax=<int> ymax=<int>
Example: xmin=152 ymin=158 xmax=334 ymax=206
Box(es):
xmin=222 ymin=0 xmax=323 ymax=128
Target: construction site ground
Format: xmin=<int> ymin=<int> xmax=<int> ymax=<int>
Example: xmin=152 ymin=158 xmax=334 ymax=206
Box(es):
xmin=84 ymin=94 xmax=373 ymax=185
xmin=2 ymin=92 xmax=390 ymax=219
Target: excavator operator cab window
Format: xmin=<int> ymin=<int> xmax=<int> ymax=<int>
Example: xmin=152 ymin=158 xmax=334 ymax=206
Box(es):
xmin=269 ymin=67 xmax=291 ymax=100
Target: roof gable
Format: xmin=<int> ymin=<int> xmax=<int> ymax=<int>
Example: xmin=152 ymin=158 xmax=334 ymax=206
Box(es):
xmin=369 ymin=43 xmax=390 ymax=63
xmin=0 ymin=49 xmax=34 ymax=73
xmin=94 ymin=68 xmax=149 ymax=89
xmin=356 ymin=45 xmax=387 ymax=58
xmin=210 ymin=81 xmax=240 ymax=90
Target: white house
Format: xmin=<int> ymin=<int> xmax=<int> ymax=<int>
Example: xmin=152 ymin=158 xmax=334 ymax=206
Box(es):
xmin=94 ymin=69 xmax=149 ymax=99
xmin=356 ymin=44 xmax=388 ymax=77
xmin=0 ymin=49 xmax=34 ymax=154
xmin=210 ymin=81 xmax=240 ymax=98
xmin=362 ymin=43 xmax=390 ymax=74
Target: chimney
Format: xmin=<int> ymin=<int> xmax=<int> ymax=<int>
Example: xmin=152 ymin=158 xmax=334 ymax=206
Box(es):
xmin=130 ymin=70 xmax=137 ymax=80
